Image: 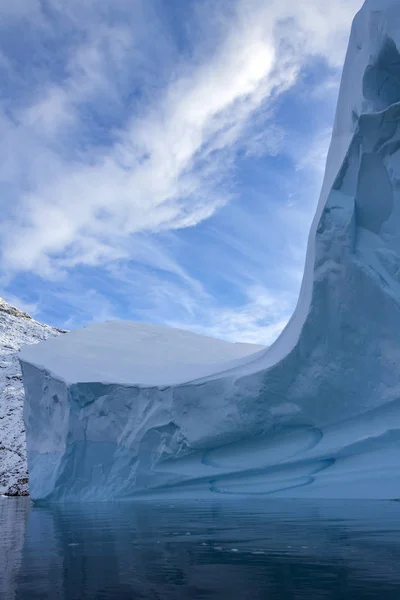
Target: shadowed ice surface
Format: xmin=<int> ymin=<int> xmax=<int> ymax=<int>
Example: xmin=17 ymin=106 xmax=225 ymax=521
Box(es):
xmin=2 ymin=497 xmax=400 ymax=599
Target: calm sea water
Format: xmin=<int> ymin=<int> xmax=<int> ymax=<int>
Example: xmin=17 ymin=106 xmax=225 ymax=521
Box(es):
xmin=1 ymin=497 xmax=400 ymax=599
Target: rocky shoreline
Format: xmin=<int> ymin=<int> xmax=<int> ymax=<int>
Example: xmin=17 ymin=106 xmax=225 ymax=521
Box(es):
xmin=0 ymin=298 xmax=63 ymax=496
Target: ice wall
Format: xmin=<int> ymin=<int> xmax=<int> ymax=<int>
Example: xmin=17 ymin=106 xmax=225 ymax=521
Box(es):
xmin=20 ymin=0 xmax=400 ymax=501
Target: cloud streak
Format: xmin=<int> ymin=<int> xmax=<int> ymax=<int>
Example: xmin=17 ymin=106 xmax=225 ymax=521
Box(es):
xmin=0 ymin=0 xmax=363 ymax=341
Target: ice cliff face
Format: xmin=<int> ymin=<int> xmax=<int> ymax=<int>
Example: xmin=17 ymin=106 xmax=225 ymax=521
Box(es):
xmin=0 ymin=299 xmax=62 ymax=496
xmin=20 ymin=0 xmax=400 ymax=501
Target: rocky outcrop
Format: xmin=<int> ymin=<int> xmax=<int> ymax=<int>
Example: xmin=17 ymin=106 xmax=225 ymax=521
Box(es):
xmin=0 ymin=298 xmax=62 ymax=496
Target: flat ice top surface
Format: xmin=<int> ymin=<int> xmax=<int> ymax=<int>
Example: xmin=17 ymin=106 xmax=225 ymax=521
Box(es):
xmin=19 ymin=321 xmax=265 ymax=386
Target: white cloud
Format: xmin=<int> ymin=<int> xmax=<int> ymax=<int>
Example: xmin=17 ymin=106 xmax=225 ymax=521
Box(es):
xmin=296 ymin=127 xmax=334 ymax=177
xmin=0 ymin=0 xmax=362 ymax=276
xmin=167 ymin=285 xmax=294 ymax=345
xmin=0 ymin=0 xmax=366 ymax=344
xmin=1 ymin=293 xmax=39 ymax=317
xmin=244 ymin=123 xmax=286 ymax=158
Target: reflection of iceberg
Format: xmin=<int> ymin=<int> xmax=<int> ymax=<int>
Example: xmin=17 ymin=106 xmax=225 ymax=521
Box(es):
xmin=19 ymin=0 xmax=400 ymax=501
xmin=7 ymin=499 xmax=400 ymax=598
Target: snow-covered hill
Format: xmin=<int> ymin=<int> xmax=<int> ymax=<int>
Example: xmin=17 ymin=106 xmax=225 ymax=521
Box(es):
xmin=0 ymin=298 xmax=63 ymax=496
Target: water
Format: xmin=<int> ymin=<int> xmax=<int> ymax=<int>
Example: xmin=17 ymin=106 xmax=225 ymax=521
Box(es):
xmin=2 ymin=498 xmax=400 ymax=599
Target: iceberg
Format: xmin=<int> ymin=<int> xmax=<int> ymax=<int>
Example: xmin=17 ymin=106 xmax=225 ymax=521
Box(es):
xmin=20 ymin=0 xmax=400 ymax=501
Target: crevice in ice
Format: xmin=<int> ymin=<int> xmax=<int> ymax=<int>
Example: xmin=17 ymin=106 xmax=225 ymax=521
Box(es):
xmin=363 ymin=36 xmax=400 ymax=111
xmin=355 ymin=152 xmax=393 ymax=232
xmin=208 ymin=457 xmax=335 ymax=496
xmin=201 ymin=425 xmax=322 ymax=469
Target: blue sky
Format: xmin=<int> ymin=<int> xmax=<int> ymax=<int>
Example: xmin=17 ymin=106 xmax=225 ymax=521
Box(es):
xmin=0 ymin=0 xmax=363 ymax=343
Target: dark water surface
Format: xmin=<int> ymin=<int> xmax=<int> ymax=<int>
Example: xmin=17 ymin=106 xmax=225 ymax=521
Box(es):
xmin=1 ymin=497 xmax=400 ymax=599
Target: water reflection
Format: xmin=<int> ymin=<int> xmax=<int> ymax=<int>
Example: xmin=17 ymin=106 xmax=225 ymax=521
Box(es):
xmin=2 ymin=497 xmax=400 ymax=599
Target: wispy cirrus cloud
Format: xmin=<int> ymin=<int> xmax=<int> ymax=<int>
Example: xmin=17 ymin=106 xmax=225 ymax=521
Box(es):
xmin=0 ymin=0 xmax=363 ymax=340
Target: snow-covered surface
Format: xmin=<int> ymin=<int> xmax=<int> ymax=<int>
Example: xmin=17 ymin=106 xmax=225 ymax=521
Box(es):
xmin=20 ymin=0 xmax=400 ymax=501
xmin=19 ymin=322 xmax=265 ymax=386
xmin=0 ymin=299 xmax=61 ymax=496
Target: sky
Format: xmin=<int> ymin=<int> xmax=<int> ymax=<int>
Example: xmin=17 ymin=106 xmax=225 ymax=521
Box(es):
xmin=0 ymin=0 xmax=364 ymax=344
